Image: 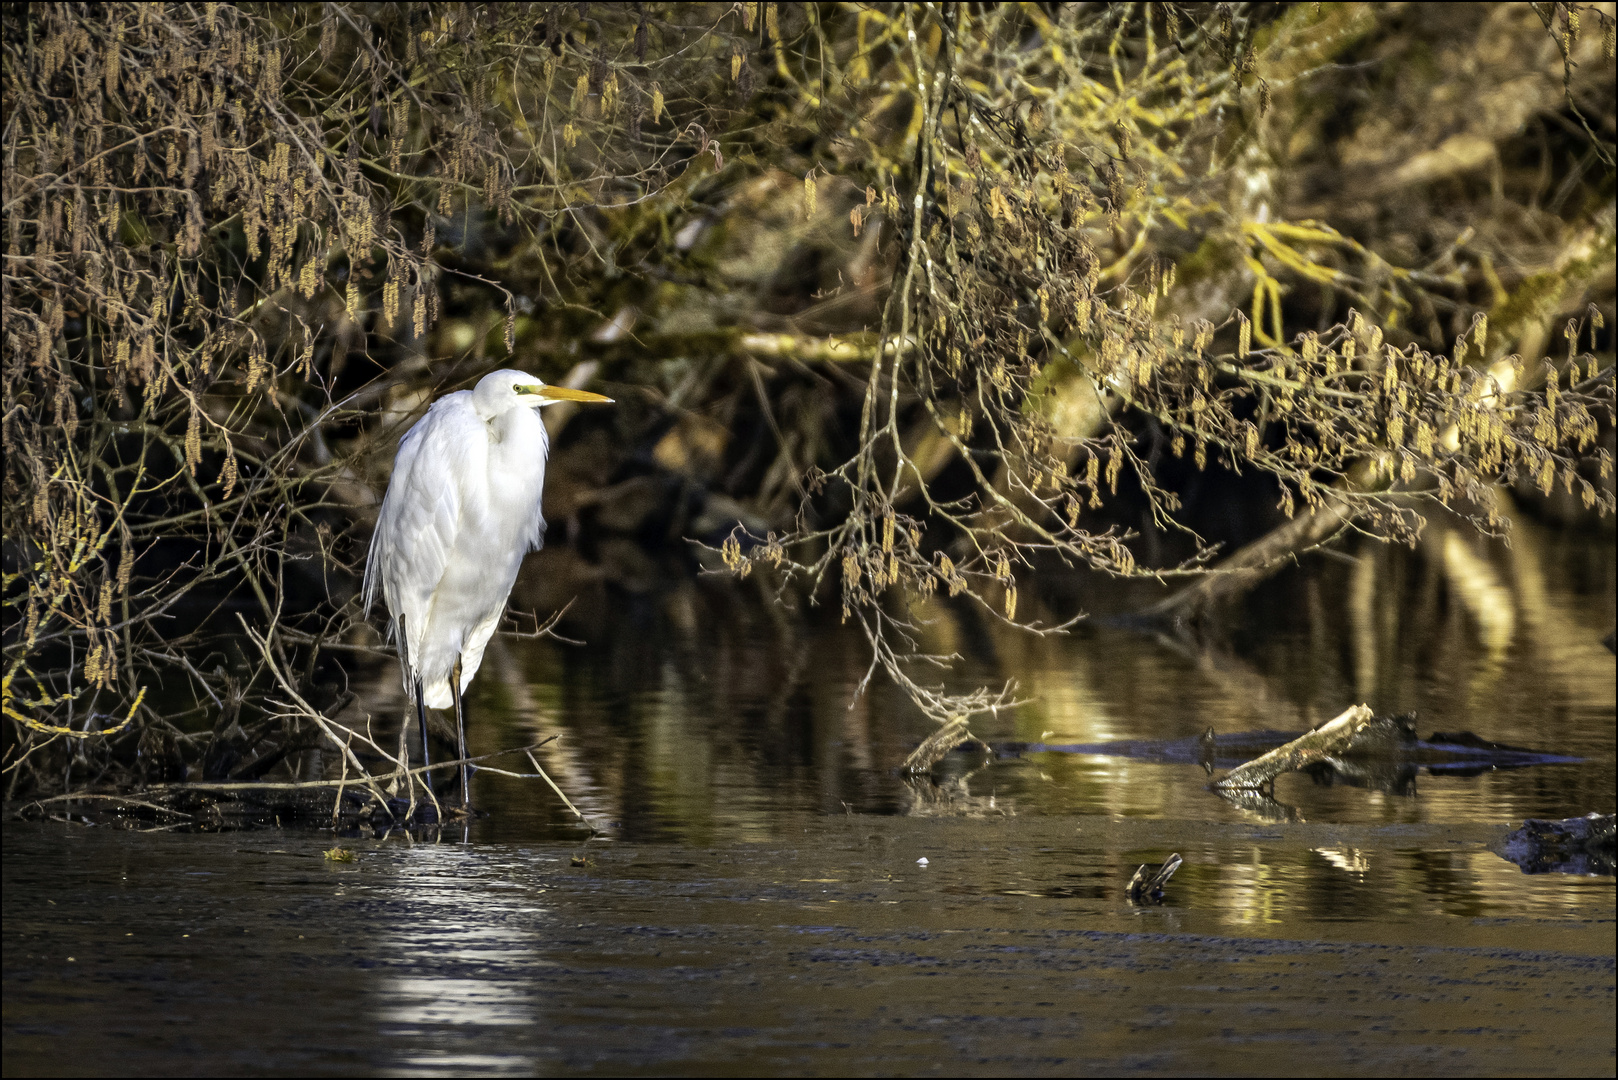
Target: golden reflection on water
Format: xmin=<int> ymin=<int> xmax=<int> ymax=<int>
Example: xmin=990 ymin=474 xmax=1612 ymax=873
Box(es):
xmin=341 ymin=502 xmax=1612 ymax=848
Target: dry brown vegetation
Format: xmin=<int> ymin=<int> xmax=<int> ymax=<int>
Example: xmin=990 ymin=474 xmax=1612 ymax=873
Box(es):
xmin=3 ymin=2 xmax=1613 ymax=804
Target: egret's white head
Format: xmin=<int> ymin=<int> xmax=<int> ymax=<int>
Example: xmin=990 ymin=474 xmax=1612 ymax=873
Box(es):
xmin=471 ymin=368 xmax=614 ymax=418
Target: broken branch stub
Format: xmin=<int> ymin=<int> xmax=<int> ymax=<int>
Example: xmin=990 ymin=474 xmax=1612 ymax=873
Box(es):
xmin=1127 ymin=853 xmax=1183 ymax=904
xmin=902 ymin=717 xmax=983 ymax=774
xmin=1213 ymin=704 xmax=1376 ymax=789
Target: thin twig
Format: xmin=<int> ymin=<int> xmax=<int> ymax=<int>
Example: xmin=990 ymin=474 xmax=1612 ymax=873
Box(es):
xmin=524 ymin=748 xmax=597 ymax=830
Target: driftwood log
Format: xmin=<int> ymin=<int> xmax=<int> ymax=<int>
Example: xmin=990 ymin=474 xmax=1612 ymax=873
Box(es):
xmin=1213 ymin=704 xmax=1376 ymax=789
xmin=902 ymin=717 xmax=991 ymax=774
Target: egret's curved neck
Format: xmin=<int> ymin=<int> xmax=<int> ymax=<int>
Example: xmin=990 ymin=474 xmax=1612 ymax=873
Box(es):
xmin=486 ymin=404 xmax=548 ymax=456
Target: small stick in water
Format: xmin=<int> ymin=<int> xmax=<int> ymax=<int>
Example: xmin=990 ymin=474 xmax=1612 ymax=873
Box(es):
xmin=1127 ymin=853 xmax=1183 ymax=904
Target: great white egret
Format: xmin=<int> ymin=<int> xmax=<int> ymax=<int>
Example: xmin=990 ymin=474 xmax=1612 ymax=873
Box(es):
xmin=364 ymin=368 xmax=613 ymax=810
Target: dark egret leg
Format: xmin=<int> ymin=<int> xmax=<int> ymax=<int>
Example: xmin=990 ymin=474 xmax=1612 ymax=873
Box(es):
xmin=453 ymin=655 xmax=471 ymax=812
xmin=414 ymin=677 xmax=434 ymax=799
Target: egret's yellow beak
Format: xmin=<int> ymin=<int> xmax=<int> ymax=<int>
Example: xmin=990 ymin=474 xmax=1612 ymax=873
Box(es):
xmin=516 ymin=384 xmax=614 ymax=403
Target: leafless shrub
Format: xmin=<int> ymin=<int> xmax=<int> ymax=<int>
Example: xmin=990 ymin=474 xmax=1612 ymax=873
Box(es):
xmin=3 ymin=3 xmax=1612 ymax=797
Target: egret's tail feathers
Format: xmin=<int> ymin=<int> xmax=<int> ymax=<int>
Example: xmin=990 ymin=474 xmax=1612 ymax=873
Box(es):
xmin=420 ymin=678 xmax=455 ymax=710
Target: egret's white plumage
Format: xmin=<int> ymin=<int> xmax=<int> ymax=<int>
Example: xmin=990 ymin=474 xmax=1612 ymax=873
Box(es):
xmin=364 ymin=369 xmax=612 ymax=724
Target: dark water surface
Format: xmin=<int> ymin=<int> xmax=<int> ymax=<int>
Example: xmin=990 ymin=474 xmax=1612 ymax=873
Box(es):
xmin=5 ymin=513 xmax=1615 ymax=1076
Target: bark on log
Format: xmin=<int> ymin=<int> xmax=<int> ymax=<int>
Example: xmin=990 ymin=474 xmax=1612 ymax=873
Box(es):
xmin=1213 ymin=704 xmax=1375 ymax=789
xmin=902 ymin=716 xmax=983 ymax=774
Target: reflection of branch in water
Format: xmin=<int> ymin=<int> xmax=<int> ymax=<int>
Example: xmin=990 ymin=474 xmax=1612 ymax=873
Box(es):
xmin=1349 ymin=546 xmax=1379 ymax=701
xmin=1211 ymin=784 xmax=1304 ymax=823
xmin=900 ymin=761 xmax=1010 ymax=818
xmin=1495 ymin=492 xmax=1618 ymax=708
xmin=1300 ymin=758 xmax=1419 ymax=797
xmin=1436 ymin=531 xmax=1516 ymax=658
xmin=487 ymin=634 xmax=615 ymax=824
xmin=1148 ymin=623 xmax=1324 ymax=734
xmin=1419 ymin=524 xmax=1515 ymax=713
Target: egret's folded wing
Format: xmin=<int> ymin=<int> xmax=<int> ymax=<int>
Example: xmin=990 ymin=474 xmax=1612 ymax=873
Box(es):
xmin=364 ymin=392 xmax=485 ymax=673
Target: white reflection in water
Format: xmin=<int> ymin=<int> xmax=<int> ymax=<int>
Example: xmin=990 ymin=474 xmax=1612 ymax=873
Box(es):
xmin=370 ymin=848 xmax=552 ymax=1077
xmin=1315 ymin=846 xmax=1371 ymax=874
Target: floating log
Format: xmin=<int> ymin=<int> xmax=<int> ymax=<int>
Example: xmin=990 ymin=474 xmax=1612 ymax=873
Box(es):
xmin=901 ymin=717 xmax=987 ymax=774
xmin=1213 ymin=704 xmax=1375 ymax=789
